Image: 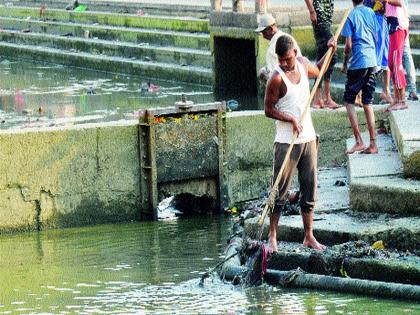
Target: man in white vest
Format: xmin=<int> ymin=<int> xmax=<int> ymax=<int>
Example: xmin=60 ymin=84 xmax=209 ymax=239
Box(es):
xmin=264 ymin=35 xmax=336 ymax=252
xmin=255 ymin=14 xmax=302 ymax=82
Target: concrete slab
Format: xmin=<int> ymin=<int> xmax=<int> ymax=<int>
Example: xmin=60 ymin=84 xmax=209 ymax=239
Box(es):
xmin=347 ymin=133 xmax=403 ymax=180
xmin=390 ymin=104 xmax=420 ymax=178
xmin=346 ymin=132 xmax=420 ymax=214
xmin=244 ymin=211 xmax=420 ymax=251
xmin=315 ymin=167 xmax=349 ymax=212
xmin=350 ymin=175 xmax=420 ymax=214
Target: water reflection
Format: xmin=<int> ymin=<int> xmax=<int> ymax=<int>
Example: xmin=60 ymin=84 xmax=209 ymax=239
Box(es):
xmin=0 ymin=217 xmax=418 ymax=314
xmin=0 ymin=59 xmax=222 ymax=130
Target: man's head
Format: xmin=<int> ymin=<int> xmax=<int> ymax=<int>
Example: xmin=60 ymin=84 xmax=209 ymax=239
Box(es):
xmin=275 ymin=35 xmax=298 ymax=72
xmin=255 ymin=14 xmax=278 ymax=40
xmin=353 ymin=0 xmax=364 ymax=6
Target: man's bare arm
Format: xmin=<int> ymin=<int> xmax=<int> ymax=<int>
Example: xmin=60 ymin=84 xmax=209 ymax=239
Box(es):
xmin=383 ymin=0 xmax=402 ymax=7
xmin=264 ymin=74 xmax=302 ymax=133
xmin=342 ymin=36 xmax=352 ymax=73
xmin=304 ymin=0 xmax=317 ymax=24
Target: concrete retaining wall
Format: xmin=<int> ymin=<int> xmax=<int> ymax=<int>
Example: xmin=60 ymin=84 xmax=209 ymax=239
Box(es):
xmin=0 ymin=121 xmax=141 ymax=233
xmin=0 ymin=108 xmax=387 ymax=232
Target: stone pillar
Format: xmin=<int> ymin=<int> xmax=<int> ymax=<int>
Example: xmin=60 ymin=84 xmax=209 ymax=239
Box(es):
xmin=232 ymin=0 xmax=244 ymax=12
xmin=255 ymin=0 xmax=268 ymax=14
xmin=211 ymin=0 xmax=223 ymax=11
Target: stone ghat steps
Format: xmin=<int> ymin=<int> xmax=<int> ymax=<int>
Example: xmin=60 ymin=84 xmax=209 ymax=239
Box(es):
xmin=0 ymin=30 xmax=212 ymax=68
xmin=0 ymin=6 xmax=210 ymax=33
xmin=347 ymin=130 xmax=420 ymax=215
xmin=0 ymin=42 xmax=213 ymax=85
xmin=0 ymin=16 xmax=211 ymax=50
xmin=244 ymin=211 xmax=420 ymax=250
xmin=0 ymin=0 xmax=211 ymax=18
xmin=389 ymin=105 xmax=420 ymax=179
xmin=0 ymin=6 xmax=213 ymax=84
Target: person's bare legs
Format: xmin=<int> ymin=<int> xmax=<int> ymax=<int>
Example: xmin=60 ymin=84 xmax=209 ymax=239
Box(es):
xmin=323 ymin=79 xmax=340 ymax=109
xmin=386 ymin=87 xmax=408 ymax=111
xmin=302 ymin=211 xmax=326 ymax=251
xmin=380 ymin=69 xmax=393 ymax=104
xmin=360 ymin=104 xmax=378 ymax=154
xmin=345 ymin=102 xmax=365 ymax=153
xmin=268 ymin=211 xmax=280 ymax=252
xmin=313 ymin=86 xmax=325 ymax=109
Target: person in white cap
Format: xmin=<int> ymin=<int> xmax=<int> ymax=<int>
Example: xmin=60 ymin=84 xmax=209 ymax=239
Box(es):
xmin=255 ymin=13 xmax=302 ymax=83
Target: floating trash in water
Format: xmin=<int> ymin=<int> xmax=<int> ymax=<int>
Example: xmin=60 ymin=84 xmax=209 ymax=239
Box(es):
xmin=148 ymin=82 xmax=160 ymax=93
xmin=86 ymin=87 xmax=96 ymax=95
xmin=227 ymin=99 xmax=239 ymax=111
xmin=158 ymin=196 xmax=183 ymax=220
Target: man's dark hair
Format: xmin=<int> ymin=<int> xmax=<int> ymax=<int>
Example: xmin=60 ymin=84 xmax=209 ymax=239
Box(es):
xmin=354 ymin=0 xmax=363 ymax=4
xmin=275 ymin=35 xmax=295 ymax=57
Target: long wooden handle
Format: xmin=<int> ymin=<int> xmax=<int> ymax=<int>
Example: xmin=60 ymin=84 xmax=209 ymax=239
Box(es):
xmin=258 ymin=9 xmax=351 ymax=227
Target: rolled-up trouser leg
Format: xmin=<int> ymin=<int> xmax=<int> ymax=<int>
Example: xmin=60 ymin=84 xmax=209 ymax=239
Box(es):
xmin=272 ymin=142 xmax=303 ymax=213
xmin=296 ymin=140 xmax=317 ymax=213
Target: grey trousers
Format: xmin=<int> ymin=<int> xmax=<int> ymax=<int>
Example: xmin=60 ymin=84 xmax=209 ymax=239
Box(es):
xmin=272 ymin=140 xmax=317 ymax=213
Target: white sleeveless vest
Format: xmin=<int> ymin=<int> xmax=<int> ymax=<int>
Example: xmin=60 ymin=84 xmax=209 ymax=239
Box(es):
xmin=273 ymin=60 xmax=316 ymax=144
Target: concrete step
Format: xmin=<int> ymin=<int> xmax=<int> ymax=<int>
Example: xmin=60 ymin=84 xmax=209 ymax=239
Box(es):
xmin=0 ymin=6 xmax=210 ymax=33
xmin=0 ymin=16 xmax=211 ymax=50
xmin=1 ymin=0 xmax=211 ymax=18
xmin=389 ymin=104 xmax=420 ymax=179
xmin=0 ymin=42 xmax=213 ymax=85
xmin=0 ymin=30 xmax=212 ymax=68
xmin=245 ymin=211 xmax=420 ymax=250
xmin=347 ymin=132 xmax=420 ymax=214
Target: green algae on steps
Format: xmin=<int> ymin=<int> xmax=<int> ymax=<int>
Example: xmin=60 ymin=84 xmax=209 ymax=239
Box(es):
xmin=0 ymin=16 xmax=211 ymax=50
xmin=0 ymin=31 xmax=212 ymax=68
xmin=0 ymin=6 xmax=210 ymax=33
xmin=0 ymin=43 xmax=213 ymax=85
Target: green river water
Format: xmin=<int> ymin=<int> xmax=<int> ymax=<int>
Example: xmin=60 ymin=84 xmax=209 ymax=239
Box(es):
xmin=0 ymin=59 xmax=258 ymax=130
xmin=0 ymin=216 xmax=418 ymax=314
xmin=0 ymin=59 xmax=419 ymax=314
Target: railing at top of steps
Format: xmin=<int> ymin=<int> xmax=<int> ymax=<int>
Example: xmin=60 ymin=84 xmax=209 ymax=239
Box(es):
xmin=211 ymin=0 xmax=268 ymax=14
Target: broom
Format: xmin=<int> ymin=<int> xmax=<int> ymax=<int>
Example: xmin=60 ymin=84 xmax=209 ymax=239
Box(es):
xmin=256 ymin=9 xmax=351 ymax=240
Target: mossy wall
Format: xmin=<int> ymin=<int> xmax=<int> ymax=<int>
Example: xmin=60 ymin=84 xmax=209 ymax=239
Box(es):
xmin=225 ymin=109 xmax=388 ymax=204
xmin=0 ymin=122 xmax=141 ymax=233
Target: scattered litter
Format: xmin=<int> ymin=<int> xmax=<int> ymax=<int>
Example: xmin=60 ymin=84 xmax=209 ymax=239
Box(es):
xmin=372 ymin=240 xmax=385 ymax=250
xmin=334 ymin=180 xmax=346 ymax=187
xmin=158 ymin=196 xmax=183 ymax=220
xmin=226 ymin=99 xmax=239 ymax=111
xmin=74 ymin=5 xmax=87 ymax=12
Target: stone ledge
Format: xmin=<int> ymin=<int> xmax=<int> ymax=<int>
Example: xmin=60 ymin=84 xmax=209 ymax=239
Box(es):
xmin=244 ymin=211 xmax=420 ymax=251
xmin=389 ymin=104 xmax=420 ymax=179
xmin=347 ymin=133 xmax=403 ymax=180
xmin=350 ymin=176 xmax=420 ymax=214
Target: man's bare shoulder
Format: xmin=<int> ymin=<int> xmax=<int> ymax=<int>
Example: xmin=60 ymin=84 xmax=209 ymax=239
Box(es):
xmin=268 ymin=71 xmax=283 ymax=86
xmin=297 ymin=56 xmax=310 ymax=66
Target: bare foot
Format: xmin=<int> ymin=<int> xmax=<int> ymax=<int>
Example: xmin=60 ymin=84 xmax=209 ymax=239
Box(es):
xmin=360 ymin=144 xmax=378 ymax=154
xmin=303 ymin=236 xmax=326 ymax=251
xmin=385 ymin=102 xmax=408 ymax=112
xmin=324 ymin=98 xmax=340 ymax=109
xmin=346 ymin=143 xmax=365 ymax=154
xmin=380 ymin=92 xmax=393 ymax=104
xmin=268 ymin=235 xmax=278 ymax=253
xmin=313 ymin=99 xmax=324 ymax=109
